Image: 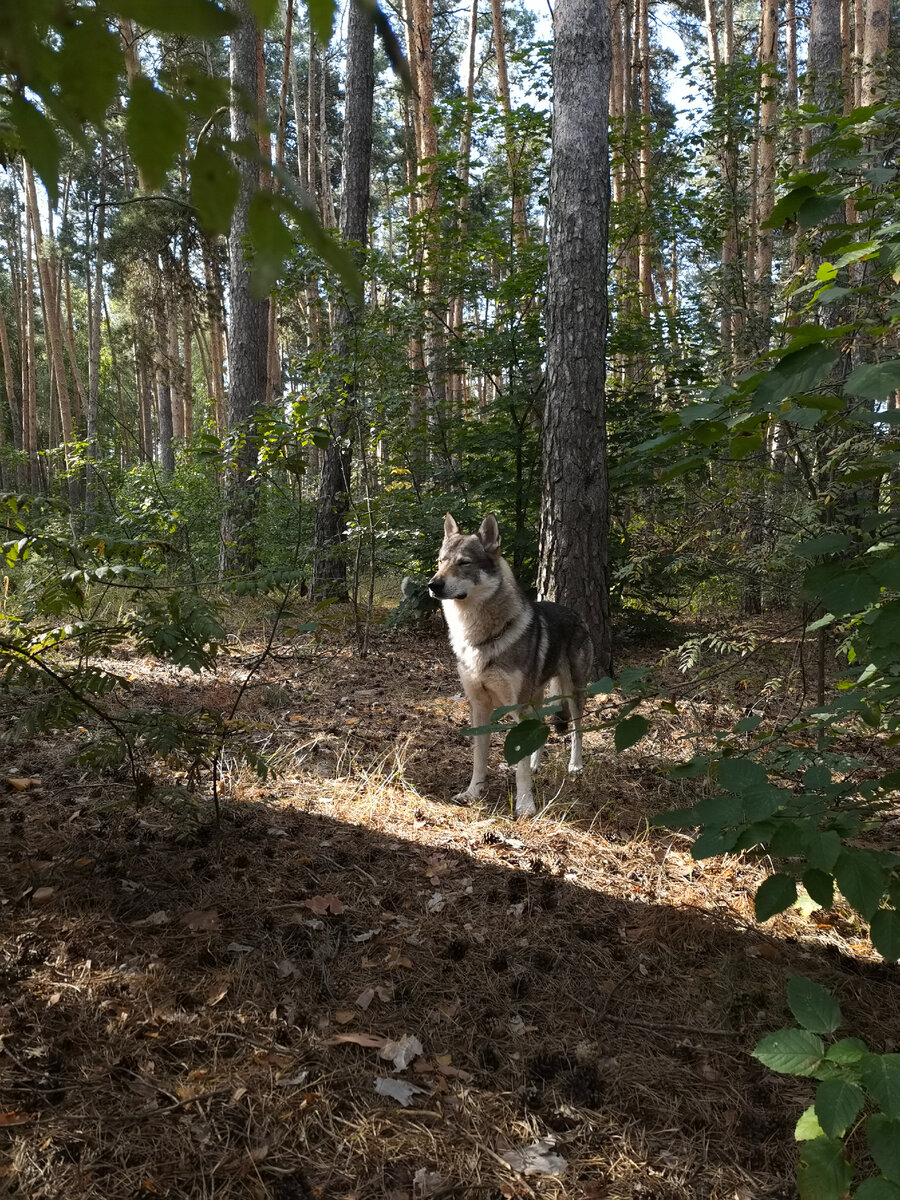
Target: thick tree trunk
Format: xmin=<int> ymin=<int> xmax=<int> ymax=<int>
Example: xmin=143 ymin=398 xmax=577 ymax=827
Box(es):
xmin=490 ymin=0 xmax=527 ymax=245
xmin=313 ymin=0 xmax=375 ymax=600
xmin=860 ymin=0 xmax=890 ymax=106
xmin=219 ymin=0 xmax=270 ymax=578
xmin=755 ymin=0 xmax=778 ymax=330
xmin=538 ymin=0 xmax=613 ymax=675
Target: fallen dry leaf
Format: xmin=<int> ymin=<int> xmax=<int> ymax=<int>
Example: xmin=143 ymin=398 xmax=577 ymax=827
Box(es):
xmin=0 ymin=1111 xmax=34 ymax=1126
xmin=499 ymin=1137 xmax=567 ymax=1177
xmin=302 ymin=894 xmax=345 ymax=916
xmin=379 ymin=1034 xmax=423 ymax=1071
xmin=31 ymin=887 xmax=55 ymax=905
xmin=325 ymin=1032 xmax=387 ymax=1049
xmin=181 ymin=909 xmax=220 ymax=933
xmin=334 ymin=1009 xmax=356 ymax=1025
xmin=7 ymin=777 xmax=39 ymax=791
xmin=373 ymin=1076 xmax=426 ymax=1107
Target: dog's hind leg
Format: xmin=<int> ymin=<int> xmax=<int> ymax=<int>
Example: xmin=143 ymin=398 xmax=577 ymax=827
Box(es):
xmin=556 ymin=665 xmax=584 ymax=774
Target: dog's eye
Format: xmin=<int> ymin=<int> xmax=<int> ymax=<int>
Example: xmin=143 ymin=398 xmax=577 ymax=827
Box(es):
xmin=457 ymin=559 xmax=470 ymax=566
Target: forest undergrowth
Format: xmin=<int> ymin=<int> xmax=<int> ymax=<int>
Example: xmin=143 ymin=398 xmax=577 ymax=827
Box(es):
xmin=2 ymin=605 xmax=898 ymax=1199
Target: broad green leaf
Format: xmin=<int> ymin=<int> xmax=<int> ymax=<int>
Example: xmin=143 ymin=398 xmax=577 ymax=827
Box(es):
xmin=845 ymin=360 xmax=900 ymax=401
xmin=586 ymin=676 xmax=616 ymax=696
xmin=504 ymin=718 xmax=549 ymax=766
xmin=815 ymin=1078 xmax=865 ymax=1137
xmin=855 ymin=1179 xmax=900 ymax=1200
xmin=293 ymin=203 xmax=362 ymax=304
xmin=871 ymin=911 xmax=900 ymax=963
xmin=798 ymin=1137 xmax=854 ymax=1200
xmin=56 ymin=15 xmax=121 ymax=124
xmin=247 ymin=0 xmax=279 ymax=24
xmin=126 ymin=77 xmax=187 ymax=191
xmin=806 ymin=831 xmax=842 ymax=873
xmin=718 ymin=757 xmax=768 ymax=791
xmin=729 ymin=431 xmax=764 ymax=459
xmin=787 ymin=976 xmax=842 ymax=1033
xmin=190 ymin=142 xmax=240 ymax=235
xmin=755 ymin=344 xmax=840 ymax=410
xmin=307 ymin=0 xmax=338 ymax=43
xmin=734 ymin=714 xmax=763 ymax=733
xmin=796 ymin=533 xmax=853 ymax=559
xmin=868 ymin=1115 xmax=900 ymax=1183
xmin=763 ymin=185 xmax=815 ymax=229
xmin=753 ymin=1028 xmax=826 ymax=1075
xmin=11 ymin=96 xmax=61 ymax=204
xmin=248 ymin=192 xmax=294 ymax=297
xmin=861 ymin=1055 xmax=900 ymax=1119
xmin=690 ymin=826 xmax=740 ymax=858
xmin=796 ymin=1105 xmax=825 ymax=1141
xmin=834 ymin=849 xmax=889 ymax=920
xmin=113 ymin=0 xmax=237 ymax=36
xmin=797 ymin=194 xmax=844 ymax=229
xmin=614 ymin=714 xmax=650 ymax=752
xmin=755 ymin=874 xmax=798 ymax=921
xmin=827 ymin=1038 xmax=869 ymax=1065
xmin=803 ymin=868 xmax=835 ymax=908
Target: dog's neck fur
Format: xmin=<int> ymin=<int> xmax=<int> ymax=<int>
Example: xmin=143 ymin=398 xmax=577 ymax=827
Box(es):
xmin=441 ymin=556 xmax=528 ymax=664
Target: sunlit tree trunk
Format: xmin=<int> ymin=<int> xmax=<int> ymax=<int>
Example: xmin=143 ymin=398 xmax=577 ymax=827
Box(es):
xmin=220 ymin=0 xmax=270 ymax=577
xmin=860 ymin=0 xmax=889 ymax=105
xmin=637 ymin=0 xmax=654 ymax=316
xmin=538 ymin=0 xmax=613 ymax=674
xmin=448 ymin=0 xmax=479 ymax=415
xmin=490 ymin=0 xmax=527 ymax=245
xmin=755 ymin=0 xmax=779 ymax=332
xmin=86 ymin=139 xmax=106 ymax=515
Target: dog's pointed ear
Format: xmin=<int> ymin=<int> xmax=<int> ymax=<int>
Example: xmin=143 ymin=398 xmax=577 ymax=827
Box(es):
xmin=444 ymin=513 xmax=460 ymax=538
xmin=478 ymin=514 xmax=501 ymax=554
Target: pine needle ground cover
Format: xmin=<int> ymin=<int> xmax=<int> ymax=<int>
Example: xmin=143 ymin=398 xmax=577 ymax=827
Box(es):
xmin=1 ymin=613 xmax=898 ymax=1199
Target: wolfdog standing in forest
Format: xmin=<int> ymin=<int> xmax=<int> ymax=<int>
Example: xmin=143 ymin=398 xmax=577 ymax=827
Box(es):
xmin=428 ymin=514 xmax=593 ymax=818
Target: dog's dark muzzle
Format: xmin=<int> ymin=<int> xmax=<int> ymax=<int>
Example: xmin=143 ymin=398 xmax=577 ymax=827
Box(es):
xmin=427 ymin=576 xmax=445 ymax=598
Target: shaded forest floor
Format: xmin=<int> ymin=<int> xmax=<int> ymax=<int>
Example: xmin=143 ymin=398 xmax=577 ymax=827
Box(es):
xmin=2 ymin=606 xmax=899 ymax=1199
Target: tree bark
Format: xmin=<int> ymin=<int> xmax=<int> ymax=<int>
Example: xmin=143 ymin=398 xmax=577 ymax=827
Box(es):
xmin=219 ymin=0 xmax=270 ymax=578
xmin=86 ymin=138 xmax=106 ymax=515
xmin=860 ymin=0 xmax=890 ymax=106
xmin=538 ymin=0 xmax=612 ymax=675
xmin=313 ymin=0 xmax=375 ymax=599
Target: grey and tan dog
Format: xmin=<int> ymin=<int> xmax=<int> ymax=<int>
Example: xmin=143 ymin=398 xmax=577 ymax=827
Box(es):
xmin=428 ymin=514 xmax=593 ymax=818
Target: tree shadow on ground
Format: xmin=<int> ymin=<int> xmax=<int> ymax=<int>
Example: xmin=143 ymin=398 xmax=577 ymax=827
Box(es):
xmin=3 ymin=779 xmax=900 ymax=1200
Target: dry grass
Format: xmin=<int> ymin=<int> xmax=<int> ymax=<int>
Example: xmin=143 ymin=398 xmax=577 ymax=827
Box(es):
xmin=1 ymin=609 xmax=899 ymax=1199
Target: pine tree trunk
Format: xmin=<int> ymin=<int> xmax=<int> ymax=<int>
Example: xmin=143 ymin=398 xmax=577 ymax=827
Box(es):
xmin=860 ymin=0 xmax=889 ymax=105
xmin=219 ymin=0 xmax=270 ymax=578
xmin=86 ymin=140 xmax=106 ymax=516
xmin=313 ymin=0 xmax=375 ymax=600
xmin=538 ymin=0 xmax=612 ymax=675
xmin=637 ymin=0 xmax=654 ymax=315
xmin=490 ymin=0 xmax=528 ymax=245
xmin=755 ymin=0 xmax=779 ymax=331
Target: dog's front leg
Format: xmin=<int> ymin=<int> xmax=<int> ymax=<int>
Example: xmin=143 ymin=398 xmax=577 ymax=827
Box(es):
xmin=453 ymin=697 xmax=490 ymax=804
xmin=514 ymin=751 xmax=536 ymax=818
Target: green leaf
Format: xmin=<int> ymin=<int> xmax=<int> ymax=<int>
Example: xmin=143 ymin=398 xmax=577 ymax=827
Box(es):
xmin=763 ymin=185 xmax=815 ymax=229
xmin=798 ymin=1137 xmax=854 ymax=1200
xmin=871 ymin=911 xmax=900 ymax=963
xmin=797 ymin=194 xmax=844 ymax=229
xmin=796 ymin=533 xmax=853 ymax=559
xmin=729 ymin=431 xmax=764 ymax=459
xmin=827 ymin=1038 xmax=869 ymax=1065
xmin=816 ymin=1078 xmax=865 ymax=1137
xmin=834 ymin=849 xmax=889 ymax=920
xmin=787 ymin=976 xmax=842 ymax=1033
xmin=248 ymin=192 xmax=294 ymax=297
xmin=807 ymin=831 xmax=842 ymax=873
xmin=247 ymin=0 xmax=279 ymax=24
xmin=719 ymin=757 xmax=768 ymax=790
xmin=796 ymin=1105 xmax=826 ymax=1141
xmin=690 ymin=826 xmax=740 ymax=858
xmin=56 ymin=14 xmax=121 ymax=125
xmin=755 ymin=344 xmax=840 ymax=410
xmin=855 ymin=1179 xmax=900 ymax=1200
xmin=755 ymin=874 xmax=798 ymax=921
xmin=12 ymin=96 xmax=61 ymax=204
xmin=190 ymin=142 xmax=240 ymax=235
xmin=126 ymin=77 xmax=187 ymax=191
xmin=585 ymin=676 xmax=616 ymax=696
xmin=734 ymin=714 xmax=764 ymax=733
xmin=306 ymin=0 xmax=338 ymax=43
xmin=753 ymin=1028 xmax=826 ymax=1076
xmin=292 ymin=202 xmax=362 ymax=304
xmin=614 ymin=714 xmax=650 ymax=753
xmin=114 ymin=0 xmax=237 ymax=36
xmin=803 ymin=869 xmax=835 ymax=908
xmin=504 ymin=718 xmax=549 ymax=766
xmin=861 ymin=1055 xmax=900 ymax=1119
xmin=845 ymin=360 xmax=900 ymax=401
xmin=868 ymin=1115 xmax=900 ymax=1183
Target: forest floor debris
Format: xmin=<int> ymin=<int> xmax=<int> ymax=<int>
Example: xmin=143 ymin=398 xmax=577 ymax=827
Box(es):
xmin=1 ymin=609 xmax=898 ymax=1198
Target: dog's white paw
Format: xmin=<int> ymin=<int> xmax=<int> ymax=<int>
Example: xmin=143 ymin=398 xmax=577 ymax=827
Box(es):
xmin=568 ymin=762 xmax=583 ymax=775
xmin=515 ymin=795 xmax=537 ymax=819
xmin=452 ymin=785 xmax=484 ymax=805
